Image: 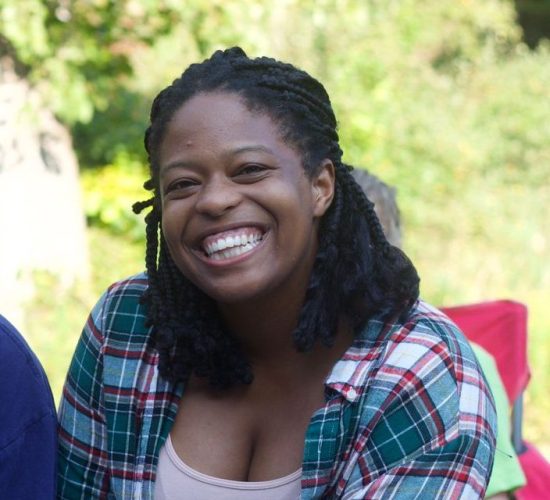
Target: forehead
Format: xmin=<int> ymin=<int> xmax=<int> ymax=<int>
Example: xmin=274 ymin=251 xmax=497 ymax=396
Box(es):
xmin=162 ymin=92 xmax=282 ymax=147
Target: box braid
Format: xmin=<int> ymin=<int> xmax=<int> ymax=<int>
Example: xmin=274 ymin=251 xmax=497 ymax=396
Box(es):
xmin=133 ymin=47 xmax=419 ymax=389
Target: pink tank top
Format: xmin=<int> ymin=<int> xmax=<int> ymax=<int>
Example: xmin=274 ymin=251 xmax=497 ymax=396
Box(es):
xmin=154 ymin=435 xmax=302 ymax=499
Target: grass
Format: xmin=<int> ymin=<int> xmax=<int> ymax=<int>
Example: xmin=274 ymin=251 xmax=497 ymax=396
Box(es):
xmin=402 ymin=180 xmax=550 ymax=458
xmin=23 ymin=227 xmax=145 ymax=405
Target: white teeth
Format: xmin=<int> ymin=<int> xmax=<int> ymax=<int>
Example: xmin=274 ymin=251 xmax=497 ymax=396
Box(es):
xmin=204 ymin=231 xmax=264 ymax=259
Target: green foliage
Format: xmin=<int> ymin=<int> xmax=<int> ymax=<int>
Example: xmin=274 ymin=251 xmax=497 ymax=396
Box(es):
xmin=72 ymin=88 xmax=149 ymax=167
xmin=23 ymin=229 xmax=144 ymax=405
xmin=0 ymin=0 xmax=183 ymax=124
xmin=80 ymin=154 xmax=148 ymax=240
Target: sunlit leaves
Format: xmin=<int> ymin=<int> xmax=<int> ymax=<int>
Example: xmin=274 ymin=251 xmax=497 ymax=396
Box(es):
xmin=0 ymin=0 xmax=186 ymax=123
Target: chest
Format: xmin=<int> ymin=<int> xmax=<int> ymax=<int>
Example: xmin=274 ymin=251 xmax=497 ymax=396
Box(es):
xmin=101 ymin=360 xmax=362 ymax=499
xmin=169 ymin=378 xmax=327 ymax=482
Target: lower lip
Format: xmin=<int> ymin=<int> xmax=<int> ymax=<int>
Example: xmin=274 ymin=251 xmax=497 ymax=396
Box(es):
xmin=196 ymin=235 xmax=267 ymax=268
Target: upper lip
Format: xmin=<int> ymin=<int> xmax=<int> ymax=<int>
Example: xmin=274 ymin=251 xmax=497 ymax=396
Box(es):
xmin=192 ymin=221 xmax=268 ymax=249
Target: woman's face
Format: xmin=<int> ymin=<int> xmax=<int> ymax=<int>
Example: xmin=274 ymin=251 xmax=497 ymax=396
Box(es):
xmin=158 ymin=92 xmax=334 ymax=306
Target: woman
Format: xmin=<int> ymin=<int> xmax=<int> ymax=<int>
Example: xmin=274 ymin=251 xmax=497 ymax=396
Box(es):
xmin=58 ymin=47 xmax=496 ymax=499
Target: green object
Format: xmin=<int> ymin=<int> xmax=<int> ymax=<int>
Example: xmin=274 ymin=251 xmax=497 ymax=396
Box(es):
xmin=472 ymin=344 xmax=527 ymax=497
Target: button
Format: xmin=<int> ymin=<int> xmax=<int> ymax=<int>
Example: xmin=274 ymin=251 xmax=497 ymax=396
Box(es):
xmin=347 ymin=387 xmax=357 ymax=401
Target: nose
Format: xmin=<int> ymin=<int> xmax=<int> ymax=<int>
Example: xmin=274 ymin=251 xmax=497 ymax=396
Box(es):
xmin=194 ymin=176 xmax=241 ymax=217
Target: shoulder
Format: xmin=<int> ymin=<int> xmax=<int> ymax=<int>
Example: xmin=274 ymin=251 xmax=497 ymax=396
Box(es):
xmin=0 ymin=315 xmax=52 ymax=394
xmin=333 ymin=300 xmax=476 ymax=390
xmin=379 ymin=300 xmax=492 ymax=418
xmin=384 ymin=300 xmax=478 ymax=380
xmin=0 ymin=315 xmax=35 ymax=370
xmin=65 ymin=273 xmax=153 ymax=390
xmin=362 ymin=300 xmax=483 ymax=385
xmin=322 ymin=302 xmax=496 ymax=497
xmin=60 ymin=272 xmax=157 ymax=419
xmin=396 ymin=300 xmax=491 ymax=417
xmin=91 ymin=272 xmax=150 ymax=343
xmin=102 ymin=272 xmax=149 ymax=313
xmin=0 ymin=315 xmax=56 ymax=449
xmin=339 ymin=299 xmax=495 ymax=445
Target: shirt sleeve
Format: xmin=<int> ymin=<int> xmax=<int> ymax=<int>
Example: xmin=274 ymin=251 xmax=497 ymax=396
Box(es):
xmin=342 ymin=432 xmax=495 ymax=499
xmin=57 ymin=293 xmax=110 ymax=499
xmin=339 ymin=319 xmax=497 ymax=499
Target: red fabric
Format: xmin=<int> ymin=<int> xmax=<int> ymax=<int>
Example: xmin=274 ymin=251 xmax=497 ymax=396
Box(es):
xmin=516 ymin=442 xmax=550 ymax=500
xmin=441 ymin=300 xmax=550 ymax=496
xmin=440 ymin=300 xmax=530 ymax=405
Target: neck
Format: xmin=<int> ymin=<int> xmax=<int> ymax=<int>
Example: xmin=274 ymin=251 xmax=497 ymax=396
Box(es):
xmin=218 ymin=293 xmax=355 ymax=384
xmin=217 ymin=286 xmax=304 ymax=363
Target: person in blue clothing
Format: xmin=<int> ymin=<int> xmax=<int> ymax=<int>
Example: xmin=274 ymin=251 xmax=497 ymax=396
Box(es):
xmin=0 ymin=314 xmax=57 ymax=499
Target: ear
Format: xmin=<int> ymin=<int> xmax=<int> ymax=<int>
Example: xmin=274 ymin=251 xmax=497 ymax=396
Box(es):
xmin=311 ymin=159 xmax=335 ymax=217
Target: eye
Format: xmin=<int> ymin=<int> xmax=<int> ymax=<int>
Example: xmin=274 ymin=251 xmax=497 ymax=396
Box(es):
xmin=235 ymin=163 xmax=270 ymax=180
xmin=163 ymin=178 xmax=199 ymax=196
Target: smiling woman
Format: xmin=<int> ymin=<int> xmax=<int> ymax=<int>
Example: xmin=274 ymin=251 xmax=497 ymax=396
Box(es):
xmin=57 ymin=48 xmax=497 ymax=499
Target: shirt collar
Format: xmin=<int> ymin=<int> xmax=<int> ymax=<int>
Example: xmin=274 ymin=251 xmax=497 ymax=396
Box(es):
xmin=324 ymin=317 xmax=394 ymax=403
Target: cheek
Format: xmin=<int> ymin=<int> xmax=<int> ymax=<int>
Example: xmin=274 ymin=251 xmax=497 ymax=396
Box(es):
xmin=161 ymin=199 xmax=190 ymax=232
xmin=160 ymin=207 xmax=188 ymax=258
xmin=160 ymin=213 xmax=174 ymax=244
xmin=263 ymin=176 xmax=315 ymax=211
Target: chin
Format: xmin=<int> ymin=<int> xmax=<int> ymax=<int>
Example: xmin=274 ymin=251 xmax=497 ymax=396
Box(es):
xmin=204 ymin=286 xmax=266 ymax=306
xmin=198 ymin=276 xmax=281 ymax=307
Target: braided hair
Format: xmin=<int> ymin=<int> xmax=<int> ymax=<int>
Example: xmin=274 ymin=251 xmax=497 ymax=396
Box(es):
xmin=133 ymin=47 xmax=420 ymax=389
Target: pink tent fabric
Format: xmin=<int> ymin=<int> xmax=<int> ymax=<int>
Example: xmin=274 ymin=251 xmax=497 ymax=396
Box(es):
xmin=441 ymin=300 xmax=550 ymax=499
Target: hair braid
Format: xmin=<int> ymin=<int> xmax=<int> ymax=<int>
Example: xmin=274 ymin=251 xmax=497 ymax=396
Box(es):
xmin=339 ymin=166 xmax=391 ymax=253
xmin=139 ymin=206 xmax=161 ymax=321
xmin=293 ymin=179 xmax=344 ymax=350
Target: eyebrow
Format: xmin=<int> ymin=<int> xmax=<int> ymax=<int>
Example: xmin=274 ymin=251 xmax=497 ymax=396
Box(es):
xmin=160 ymin=160 xmax=195 ymax=177
xmin=160 ymin=144 xmax=276 ymax=177
xmin=231 ymin=145 xmax=275 ymax=155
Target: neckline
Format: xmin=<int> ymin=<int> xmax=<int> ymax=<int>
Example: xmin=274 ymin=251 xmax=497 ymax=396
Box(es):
xmin=165 ymin=435 xmax=302 ymax=490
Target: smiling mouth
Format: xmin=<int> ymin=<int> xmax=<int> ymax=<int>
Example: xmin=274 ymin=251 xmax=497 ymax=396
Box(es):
xmin=201 ymin=227 xmax=265 ymax=261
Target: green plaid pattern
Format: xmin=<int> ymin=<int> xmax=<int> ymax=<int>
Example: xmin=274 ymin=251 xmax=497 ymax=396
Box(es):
xmin=58 ymin=274 xmax=496 ymax=499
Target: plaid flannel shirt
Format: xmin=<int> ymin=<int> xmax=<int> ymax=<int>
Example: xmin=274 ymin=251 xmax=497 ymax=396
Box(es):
xmin=58 ymin=274 xmax=496 ymax=499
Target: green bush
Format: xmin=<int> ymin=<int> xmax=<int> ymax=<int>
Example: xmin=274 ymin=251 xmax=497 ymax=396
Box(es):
xmin=80 ymin=154 xmax=149 ymax=241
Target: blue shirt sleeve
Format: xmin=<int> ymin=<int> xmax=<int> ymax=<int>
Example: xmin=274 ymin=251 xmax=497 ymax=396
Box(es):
xmin=0 ymin=315 xmax=57 ymax=500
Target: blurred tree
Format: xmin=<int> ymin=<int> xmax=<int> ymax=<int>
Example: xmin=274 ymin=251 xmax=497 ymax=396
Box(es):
xmin=0 ymin=0 xmax=189 ymax=321
xmin=0 ymin=0 xmax=184 ymax=123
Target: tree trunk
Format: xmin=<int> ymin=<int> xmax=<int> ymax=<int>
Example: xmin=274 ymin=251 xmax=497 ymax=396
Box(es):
xmin=0 ymin=56 xmax=89 ymax=328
